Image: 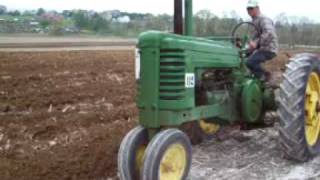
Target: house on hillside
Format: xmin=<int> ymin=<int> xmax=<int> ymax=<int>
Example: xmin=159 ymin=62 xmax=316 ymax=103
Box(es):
xmin=41 ymin=12 xmax=64 ymax=22
xmin=29 ymin=21 xmax=39 ymax=26
xmin=117 ymin=16 xmax=130 ymax=23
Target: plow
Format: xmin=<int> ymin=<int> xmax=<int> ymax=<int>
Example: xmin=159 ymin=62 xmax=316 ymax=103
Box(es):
xmin=118 ymin=0 xmax=320 ymax=179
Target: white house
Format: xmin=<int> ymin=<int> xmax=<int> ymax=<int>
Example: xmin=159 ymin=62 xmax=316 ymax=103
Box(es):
xmin=117 ymin=16 xmax=130 ymax=23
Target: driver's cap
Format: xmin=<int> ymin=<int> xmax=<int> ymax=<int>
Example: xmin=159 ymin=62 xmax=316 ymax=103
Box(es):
xmin=247 ymin=0 xmax=259 ymax=8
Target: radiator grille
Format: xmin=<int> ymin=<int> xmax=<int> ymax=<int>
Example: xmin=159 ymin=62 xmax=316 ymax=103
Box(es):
xmin=159 ymin=49 xmax=186 ymax=100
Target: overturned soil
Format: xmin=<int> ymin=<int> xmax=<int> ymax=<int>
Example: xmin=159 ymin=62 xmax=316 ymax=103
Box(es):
xmin=0 ymin=50 xmax=137 ymax=180
xmin=0 ymin=48 xmax=319 ymax=180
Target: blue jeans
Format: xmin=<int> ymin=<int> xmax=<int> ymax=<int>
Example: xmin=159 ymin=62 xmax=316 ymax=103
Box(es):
xmin=246 ymin=50 xmax=276 ymax=78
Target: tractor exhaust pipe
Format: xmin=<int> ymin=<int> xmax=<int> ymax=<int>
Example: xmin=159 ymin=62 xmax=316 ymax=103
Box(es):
xmin=174 ymin=0 xmax=193 ymax=36
xmin=174 ymin=0 xmax=183 ymax=35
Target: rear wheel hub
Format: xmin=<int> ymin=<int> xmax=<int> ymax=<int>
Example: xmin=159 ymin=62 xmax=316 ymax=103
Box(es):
xmin=305 ymin=72 xmax=320 ymax=146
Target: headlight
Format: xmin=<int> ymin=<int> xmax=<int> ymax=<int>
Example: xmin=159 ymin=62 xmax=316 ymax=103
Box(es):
xmin=135 ymin=48 xmax=140 ymax=80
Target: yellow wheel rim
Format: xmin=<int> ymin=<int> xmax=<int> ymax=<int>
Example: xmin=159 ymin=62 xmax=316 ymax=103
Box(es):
xmin=159 ymin=144 xmax=187 ymax=180
xmin=199 ymin=120 xmax=220 ymax=134
xmin=305 ymin=72 xmax=320 ymax=146
xmin=135 ymin=145 xmax=146 ymax=173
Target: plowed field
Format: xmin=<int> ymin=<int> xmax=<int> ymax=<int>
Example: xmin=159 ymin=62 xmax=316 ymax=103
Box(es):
xmin=0 ymin=50 xmax=137 ymax=180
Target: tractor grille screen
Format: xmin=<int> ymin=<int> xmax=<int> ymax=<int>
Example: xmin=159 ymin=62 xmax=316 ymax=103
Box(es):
xmin=159 ymin=49 xmax=186 ymax=100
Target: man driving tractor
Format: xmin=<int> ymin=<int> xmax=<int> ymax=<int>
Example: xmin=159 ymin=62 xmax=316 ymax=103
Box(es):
xmin=246 ymin=0 xmax=279 ymax=81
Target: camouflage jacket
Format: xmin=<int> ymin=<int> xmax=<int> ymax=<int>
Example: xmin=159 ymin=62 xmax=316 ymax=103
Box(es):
xmin=252 ymin=14 xmax=279 ymax=53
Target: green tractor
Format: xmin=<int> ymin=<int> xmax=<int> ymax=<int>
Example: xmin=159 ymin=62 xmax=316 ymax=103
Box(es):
xmin=118 ymin=0 xmax=320 ymax=179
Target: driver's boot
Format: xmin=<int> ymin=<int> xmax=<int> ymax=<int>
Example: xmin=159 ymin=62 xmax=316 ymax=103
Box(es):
xmin=264 ymin=71 xmax=271 ymax=81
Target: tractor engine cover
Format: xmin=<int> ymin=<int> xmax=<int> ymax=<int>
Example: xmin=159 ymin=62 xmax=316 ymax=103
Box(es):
xmin=241 ymin=80 xmax=263 ymax=123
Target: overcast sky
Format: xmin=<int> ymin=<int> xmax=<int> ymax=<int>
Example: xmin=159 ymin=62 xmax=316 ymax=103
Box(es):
xmin=1 ymin=0 xmax=320 ymax=22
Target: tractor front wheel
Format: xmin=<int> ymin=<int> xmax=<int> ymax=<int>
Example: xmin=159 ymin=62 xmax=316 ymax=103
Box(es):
xmin=278 ymin=53 xmax=320 ymax=161
xmin=118 ymin=126 xmax=148 ymax=180
xmin=141 ymin=129 xmax=192 ymax=180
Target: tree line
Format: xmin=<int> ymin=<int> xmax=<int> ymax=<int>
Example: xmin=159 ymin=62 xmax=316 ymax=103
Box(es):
xmin=0 ymin=5 xmax=320 ymax=46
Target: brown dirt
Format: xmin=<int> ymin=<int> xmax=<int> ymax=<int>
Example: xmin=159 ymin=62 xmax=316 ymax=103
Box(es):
xmin=0 ymin=50 xmax=137 ymax=180
xmin=264 ymin=49 xmax=320 ymax=85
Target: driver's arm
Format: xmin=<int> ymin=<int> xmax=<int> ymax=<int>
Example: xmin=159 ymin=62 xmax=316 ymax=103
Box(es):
xmin=249 ymin=25 xmax=260 ymax=50
xmin=257 ymin=17 xmax=276 ymax=48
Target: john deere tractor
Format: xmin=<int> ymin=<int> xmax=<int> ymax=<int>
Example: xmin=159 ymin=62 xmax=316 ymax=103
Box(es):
xmin=118 ymin=0 xmax=320 ymax=179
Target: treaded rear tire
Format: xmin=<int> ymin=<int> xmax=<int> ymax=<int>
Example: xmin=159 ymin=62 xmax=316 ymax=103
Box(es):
xmin=278 ymin=53 xmax=320 ymax=162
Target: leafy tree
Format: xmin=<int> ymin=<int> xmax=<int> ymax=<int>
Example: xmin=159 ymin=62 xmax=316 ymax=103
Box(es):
xmin=90 ymin=14 xmax=109 ymax=32
xmin=22 ymin=10 xmax=34 ymax=16
xmin=72 ymin=10 xmax=89 ymax=29
xmin=36 ymin=8 xmax=45 ymax=16
xmin=8 ymin=10 xmax=21 ymax=16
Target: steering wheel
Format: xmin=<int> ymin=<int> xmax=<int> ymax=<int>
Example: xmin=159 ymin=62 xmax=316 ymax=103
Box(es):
xmin=231 ymin=22 xmax=259 ymax=50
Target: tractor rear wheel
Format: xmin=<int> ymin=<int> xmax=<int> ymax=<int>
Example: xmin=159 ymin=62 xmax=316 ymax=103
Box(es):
xmin=181 ymin=120 xmax=220 ymax=145
xmin=141 ymin=129 xmax=192 ymax=180
xmin=118 ymin=126 xmax=148 ymax=180
xmin=278 ymin=53 xmax=320 ymax=162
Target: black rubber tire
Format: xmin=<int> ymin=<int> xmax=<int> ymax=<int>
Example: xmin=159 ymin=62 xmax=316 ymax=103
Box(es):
xmin=141 ymin=129 xmax=192 ymax=180
xmin=118 ymin=126 xmax=148 ymax=180
xmin=278 ymin=53 xmax=320 ymax=162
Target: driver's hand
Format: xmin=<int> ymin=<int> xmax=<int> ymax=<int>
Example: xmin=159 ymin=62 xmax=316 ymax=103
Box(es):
xmin=249 ymin=41 xmax=257 ymax=50
xmin=235 ymin=38 xmax=242 ymax=48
